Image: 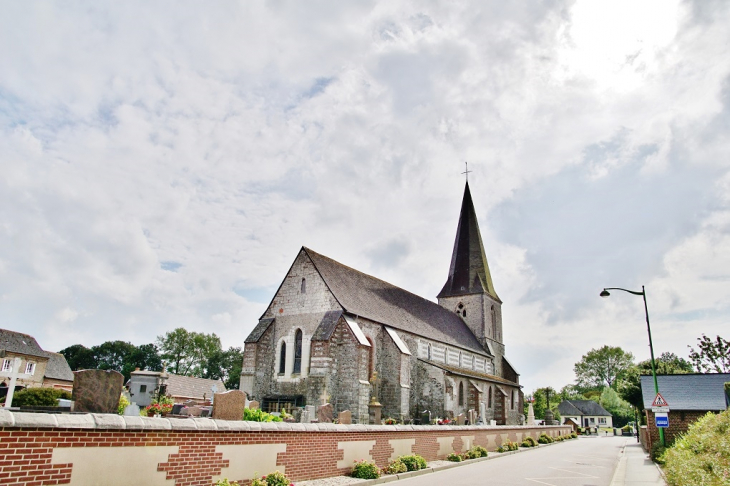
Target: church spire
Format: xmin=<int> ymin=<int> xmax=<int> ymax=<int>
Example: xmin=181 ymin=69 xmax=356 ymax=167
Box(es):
xmin=437 ymin=182 xmax=500 ymax=301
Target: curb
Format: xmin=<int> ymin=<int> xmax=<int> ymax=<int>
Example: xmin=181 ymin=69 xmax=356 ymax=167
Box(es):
xmin=347 ymin=439 xmax=569 ymax=486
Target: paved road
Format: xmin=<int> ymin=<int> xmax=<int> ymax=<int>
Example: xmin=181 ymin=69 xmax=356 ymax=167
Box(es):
xmin=400 ymin=436 xmax=628 ymax=486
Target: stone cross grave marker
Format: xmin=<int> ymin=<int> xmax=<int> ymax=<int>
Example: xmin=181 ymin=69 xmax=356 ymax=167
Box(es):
xmin=212 ymin=390 xmax=247 ymax=421
xmin=72 ymin=369 xmax=124 ymax=413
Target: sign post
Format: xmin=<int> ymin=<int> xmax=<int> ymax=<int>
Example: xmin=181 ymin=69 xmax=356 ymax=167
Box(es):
xmin=651 ymin=393 xmax=670 ymax=429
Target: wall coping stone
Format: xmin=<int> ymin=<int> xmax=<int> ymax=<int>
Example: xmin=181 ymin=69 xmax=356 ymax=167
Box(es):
xmin=0 ymin=411 xmax=570 ymax=434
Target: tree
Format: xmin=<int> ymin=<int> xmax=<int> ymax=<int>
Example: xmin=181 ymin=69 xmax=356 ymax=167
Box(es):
xmin=574 ymin=346 xmax=634 ymax=389
xmin=156 ymin=328 xmax=222 ymax=377
xmin=93 ymin=340 xmax=136 ymax=374
xmin=524 ymin=387 xmax=558 ymax=420
xmin=599 ymin=387 xmax=633 ymax=427
xmin=557 ymin=384 xmax=585 ymax=402
xmin=204 ymin=346 xmax=243 ymax=390
xmin=59 ymin=344 xmax=98 ymax=371
xmin=688 ymin=335 xmax=730 ymax=373
xmin=618 ymin=352 xmax=693 ymax=411
xmin=121 ymin=343 xmax=163 ymax=381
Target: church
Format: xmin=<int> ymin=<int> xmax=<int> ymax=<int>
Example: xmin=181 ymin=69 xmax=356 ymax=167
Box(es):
xmin=241 ymin=182 xmax=523 ymax=424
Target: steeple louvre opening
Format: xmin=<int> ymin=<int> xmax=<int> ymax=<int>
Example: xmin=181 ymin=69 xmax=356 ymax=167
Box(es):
xmin=437 ymin=182 xmax=500 ymax=301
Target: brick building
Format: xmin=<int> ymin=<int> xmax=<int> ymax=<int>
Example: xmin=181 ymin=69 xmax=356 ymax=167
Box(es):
xmin=241 ymin=182 xmax=523 ymax=424
xmin=641 ymin=373 xmax=730 ymax=449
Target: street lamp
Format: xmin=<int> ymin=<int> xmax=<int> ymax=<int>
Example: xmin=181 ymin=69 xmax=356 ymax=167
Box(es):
xmin=600 ymin=285 xmax=664 ymax=446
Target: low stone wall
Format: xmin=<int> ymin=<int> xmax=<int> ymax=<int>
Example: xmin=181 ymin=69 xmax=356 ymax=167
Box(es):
xmin=0 ymin=410 xmax=569 ymax=486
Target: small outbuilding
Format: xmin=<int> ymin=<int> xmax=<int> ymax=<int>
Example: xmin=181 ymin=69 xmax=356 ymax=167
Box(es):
xmin=640 ymin=373 xmax=730 ymax=450
xmin=557 ymin=400 xmax=613 ymax=428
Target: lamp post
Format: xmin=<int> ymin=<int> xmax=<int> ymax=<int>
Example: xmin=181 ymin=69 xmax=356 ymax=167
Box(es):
xmin=600 ymin=285 xmax=664 ymax=447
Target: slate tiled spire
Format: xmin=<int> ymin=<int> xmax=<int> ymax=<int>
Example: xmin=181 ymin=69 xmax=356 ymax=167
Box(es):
xmin=437 ymin=182 xmax=500 ymax=301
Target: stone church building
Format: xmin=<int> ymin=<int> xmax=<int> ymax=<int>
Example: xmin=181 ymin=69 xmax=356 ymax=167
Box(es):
xmin=241 ymin=182 xmax=523 ymax=424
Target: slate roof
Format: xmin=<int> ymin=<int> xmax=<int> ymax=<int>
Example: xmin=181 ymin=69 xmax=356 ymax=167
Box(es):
xmin=557 ymin=400 xmax=611 ymax=417
xmin=641 ymin=373 xmax=730 ymax=411
xmin=0 ymin=329 xmax=48 ymax=359
xmin=438 ymin=182 xmax=500 ymax=301
xmin=311 ymin=310 xmax=344 ymax=341
xmin=419 ymin=359 xmax=519 ymax=386
xmin=304 ymin=248 xmax=489 ymax=356
xmin=244 ymin=318 xmax=275 ymax=343
xmin=43 ymin=352 xmax=74 ymax=382
xmin=165 ymin=373 xmax=226 ymax=400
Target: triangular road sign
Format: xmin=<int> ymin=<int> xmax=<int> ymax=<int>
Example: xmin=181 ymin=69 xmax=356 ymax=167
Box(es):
xmin=652 ymin=392 xmax=669 ymax=407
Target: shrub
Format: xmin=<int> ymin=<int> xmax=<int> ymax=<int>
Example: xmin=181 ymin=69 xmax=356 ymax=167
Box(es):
xmin=446 ymin=452 xmax=462 ymax=462
xmin=521 ymin=436 xmax=538 ymax=448
xmin=538 ymin=433 xmax=554 ymax=444
xmin=382 ymin=459 xmax=407 ymax=474
xmin=213 ymin=480 xmax=240 ymax=486
xmin=118 ymin=394 xmax=130 ymax=415
xmin=499 ymin=440 xmax=518 ymax=452
xmin=384 ymin=417 xmax=398 ymax=425
xmin=249 ymin=471 xmax=291 ymax=486
xmin=466 ymin=445 xmax=488 ymax=458
xmin=650 ymin=442 xmax=667 ymax=465
xmin=11 ymin=387 xmax=71 ymax=407
xmin=663 ymin=410 xmax=730 ymax=485
xmin=243 ymin=408 xmax=283 ymax=422
xmin=398 ymin=454 xmax=427 ymax=471
xmin=352 ymin=460 xmax=380 ymax=479
xmin=571 ymin=432 xmax=578 ymax=439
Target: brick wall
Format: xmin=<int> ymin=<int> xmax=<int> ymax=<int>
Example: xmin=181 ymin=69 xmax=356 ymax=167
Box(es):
xmin=0 ymin=410 xmax=569 ymax=486
xmin=644 ymin=409 xmax=716 ymax=450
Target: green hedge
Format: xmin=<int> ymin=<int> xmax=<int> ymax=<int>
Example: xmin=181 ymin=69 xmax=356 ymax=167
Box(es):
xmin=10 ymin=387 xmax=71 ymax=407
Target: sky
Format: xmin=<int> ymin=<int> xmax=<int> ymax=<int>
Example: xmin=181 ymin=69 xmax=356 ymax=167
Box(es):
xmin=2 ymin=0 xmax=729 ymax=395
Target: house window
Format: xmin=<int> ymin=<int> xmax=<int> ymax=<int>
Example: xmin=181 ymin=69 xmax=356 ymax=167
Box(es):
xmin=1 ymin=359 xmax=11 ymax=372
xmin=279 ymin=342 xmax=287 ymax=374
xmin=599 ymin=417 xmax=606 ymax=424
xmin=25 ymin=362 xmax=35 ymax=375
xmin=458 ymin=382 xmax=464 ymax=406
xmin=140 ymin=384 xmax=147 ymax=393
xmin=301 ymin=278 xmax=306 ymax=293
xmin=293 ymin=329 xmax=302 ymax=374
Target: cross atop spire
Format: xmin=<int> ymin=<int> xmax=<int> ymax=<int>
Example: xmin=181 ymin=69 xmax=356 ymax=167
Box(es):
xmin=462 ymin=161 xmax=471 ymax=182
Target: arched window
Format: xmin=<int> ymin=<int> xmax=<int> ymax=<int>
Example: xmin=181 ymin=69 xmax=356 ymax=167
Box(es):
xmin=301 ymin=278 xmax=306 ymax=293
xmin=458 ymin=382 xmax=464 ymax=406
xmin=491 ymin=306 xmax=497 ymax=338
xmin=488 ymin=386 xmax=492 ymax=408
xmin=278 ymin=342 xmax=286 ymax=374
xmin=293 ymin=329 xmax=303 ymax=374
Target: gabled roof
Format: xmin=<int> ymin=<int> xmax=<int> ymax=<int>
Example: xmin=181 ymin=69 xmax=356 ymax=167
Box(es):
xmin=164 ymin=373 xmax=226 ymax=400
xmin=641 ymin=373 xmax=730 ymax=411
xmin=438 ymin=182 xmax=500 ymax=301
xmin=0 ymin=329 xmax=48 ymax=359
xmin=43 ymin=352 xmax=74 ymax=382
xmin=303 ymin=248 xmax=489 ymax=356
xmin=244 ymin=318 xmax=275 ymax=343
xmin=557 ymin=400 xmax=611 ymax=417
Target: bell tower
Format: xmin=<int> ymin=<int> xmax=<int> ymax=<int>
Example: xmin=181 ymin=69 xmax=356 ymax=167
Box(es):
xmin=437 ymin=182 xmax=505 ymax=376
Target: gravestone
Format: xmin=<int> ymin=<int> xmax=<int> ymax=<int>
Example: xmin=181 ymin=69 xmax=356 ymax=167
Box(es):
xmin=467 ymin=409 xmax=476 ymax=425
xmin=338 ymin=410 xmax=352 ymax=425
xmin=72 ymin=369 xmax=124 ymax=413
xmin=124 ymin=403 xmax=140 ymax=416
xmin=527 ymin=402 xmax=536 ymax=425
xmin=456 ymin=413 xmax=465 ymax=425
xmin=479 ymin=403 xmax=486 ymax=423
xmin=212 ymin=390 xmax=247 ymax=421
xmin=304 ymin=405 xmax=316 ymax=422
xmin=317 ymin=403 xmax=334 ymax=423
xmin=421 ymin=410 xmax=431 ymax=425
xmin=181 ymin=405 xmax=203 ymax=417
xmin=248 ymin=400 xmax=260 ymax=410
xmin=299 ymin=408 xmax=310 ymax=423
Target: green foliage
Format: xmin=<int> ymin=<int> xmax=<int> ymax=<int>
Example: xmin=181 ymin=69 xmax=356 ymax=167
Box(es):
xmin=498 ymin=440 xmax=518 ymax=452
xmin=466 ymin=445 xmax=488 ymax=458
xmin=524 ymin=387 xmax=560 ymax=420
xmin=397 ymin=454 xmax=427 ymax=471
xmin=118 ymin=394 xmax=130 ymax=415
xmin=599 ymin=387 xmax=634 ymax=427
xmin=663 ymin=410 xmax=730 ymax=485
xmin=11 ymin=387 xmax=71 ymax=407
xmin=351 ymin=460 xmax=380 ymax=479
xmin=538 ymin=433 xmax=554 ymax=444
xmin=213 ymin=480 xmax=240 ymax=486
xmin=60 ymin=341 xmax=162 ymax=382
xmin=521 ymin=436 xmax=538 ymax=447
xmin=446 ymin=452 xmax=462 ymax=462
xmin=243 ymin=408 xmax=282 ymax=422
xmin=570 ymin=432 xmax=577 ymax=438
xmin=688 ymin=334 xmax=730 ymax=373
xmin=651 ymin=442 xmax=667 ymax=465
xmin=59 ymin=344 xmax=97 ymax=371
xmin=156 ymin=328 xmax=221 ymax=377
xmin=574 ymin=345 xmax=634 ymax=389
xmin=250 ymin=471 xmax=291 ymax=486
xmin=382 ymin=459 xmax=407 ymax=474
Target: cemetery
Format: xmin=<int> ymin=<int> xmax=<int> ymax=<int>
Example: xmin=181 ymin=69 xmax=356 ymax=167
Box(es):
xmin=0 ymin=367 xmax=569 ymax=485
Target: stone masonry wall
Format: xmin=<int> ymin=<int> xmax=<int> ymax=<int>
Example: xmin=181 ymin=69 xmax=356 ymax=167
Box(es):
xmin=0 ymin=410 xmax=570 ymax=486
